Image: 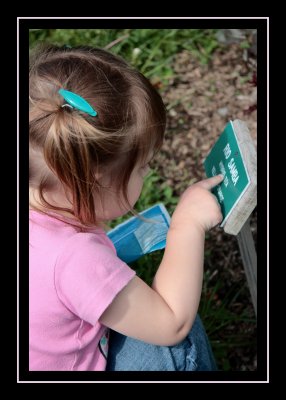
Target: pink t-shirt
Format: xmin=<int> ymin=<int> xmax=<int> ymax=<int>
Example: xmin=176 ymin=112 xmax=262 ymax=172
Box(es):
xmin=29 ymin=210 xmax=136 ymax=371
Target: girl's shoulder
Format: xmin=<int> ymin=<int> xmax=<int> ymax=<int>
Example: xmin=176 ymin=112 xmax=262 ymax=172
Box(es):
xmin=29 ymin=208 xmax=115 ymax=253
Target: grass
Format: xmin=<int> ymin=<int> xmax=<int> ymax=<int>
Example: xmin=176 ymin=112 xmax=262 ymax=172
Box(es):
xmin=29 ymin=29 xmax=218 ymax=88
xmin=199 ymin=272 xmax=256 ymax=370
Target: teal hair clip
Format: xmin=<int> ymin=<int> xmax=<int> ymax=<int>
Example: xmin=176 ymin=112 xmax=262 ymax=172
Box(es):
xmin=58 ymin=89 xmax=97 ymax=117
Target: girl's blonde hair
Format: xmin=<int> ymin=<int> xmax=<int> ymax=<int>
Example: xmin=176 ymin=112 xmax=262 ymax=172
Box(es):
xmin=29 ymin=45 xmax=166 ymax=226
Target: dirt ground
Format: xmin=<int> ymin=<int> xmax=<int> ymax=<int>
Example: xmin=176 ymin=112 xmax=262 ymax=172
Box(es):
xmin=151 ymin=42 xmax=257 ymax=371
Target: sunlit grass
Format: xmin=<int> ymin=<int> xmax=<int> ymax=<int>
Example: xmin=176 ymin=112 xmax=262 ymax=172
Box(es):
xmin=29 ymin=29 xmax=218 ymax=89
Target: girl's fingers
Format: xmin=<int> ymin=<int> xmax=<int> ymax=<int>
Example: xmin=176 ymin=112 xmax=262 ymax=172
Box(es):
xmin=196 ymin=175 xmax=224 ymax=190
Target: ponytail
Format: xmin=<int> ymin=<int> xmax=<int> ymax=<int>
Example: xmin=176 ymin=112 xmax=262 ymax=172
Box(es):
xmin=44 ymin=108 xmax=99 ymax=225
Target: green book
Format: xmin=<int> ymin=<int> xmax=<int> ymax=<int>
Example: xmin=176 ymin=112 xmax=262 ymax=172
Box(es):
xmin=203 ymin=121 xmax=251 ymax=226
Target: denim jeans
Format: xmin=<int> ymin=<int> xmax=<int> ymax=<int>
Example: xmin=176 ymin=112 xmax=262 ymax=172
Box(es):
xmin=106 ymin=314 xmax=217 ymax=371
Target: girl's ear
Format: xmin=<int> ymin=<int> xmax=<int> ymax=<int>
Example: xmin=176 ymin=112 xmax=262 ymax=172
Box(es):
xmin=94 ymin=163 xmax=117 ymax=189
xmin=93 ymin=166 xmax=104 ymax=183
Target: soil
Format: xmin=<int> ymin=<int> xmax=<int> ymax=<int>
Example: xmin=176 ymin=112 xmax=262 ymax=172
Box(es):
xmin=151 ymin=42 xmax=257 ymax=371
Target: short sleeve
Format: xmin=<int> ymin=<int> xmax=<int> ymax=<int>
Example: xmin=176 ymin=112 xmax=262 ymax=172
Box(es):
xmin=54 ymin=232 xmax=136 ymax=325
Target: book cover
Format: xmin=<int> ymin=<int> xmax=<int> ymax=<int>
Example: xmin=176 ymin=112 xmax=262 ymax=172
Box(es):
xmin=107 ymin=204 xmax=171 ymax=263
xmin=203 ymin=121 xmax=251 ymax=226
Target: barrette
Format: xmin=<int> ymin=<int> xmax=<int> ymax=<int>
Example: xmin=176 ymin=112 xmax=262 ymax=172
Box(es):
xmin=58 ymin=88 xmax=97 ymax=117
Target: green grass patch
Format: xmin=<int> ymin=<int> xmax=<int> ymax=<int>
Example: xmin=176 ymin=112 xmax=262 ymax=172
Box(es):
xmin=199 ymin=273 xmax=256 ymax=370
xmin=29 ymin=29 xmax=218 ymax=88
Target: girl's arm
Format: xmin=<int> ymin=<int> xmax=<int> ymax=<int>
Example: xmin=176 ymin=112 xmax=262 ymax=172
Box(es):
xmin=99 ymin=175 xmax=223 ymax=346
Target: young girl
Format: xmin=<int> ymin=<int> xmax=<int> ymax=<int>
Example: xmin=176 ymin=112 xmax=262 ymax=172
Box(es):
xmin=29 ymin=44 xmax=223 ymax=371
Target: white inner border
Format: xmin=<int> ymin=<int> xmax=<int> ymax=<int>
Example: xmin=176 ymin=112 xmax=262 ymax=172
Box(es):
xmin=18 ymin=17 xmax=268 ymax=384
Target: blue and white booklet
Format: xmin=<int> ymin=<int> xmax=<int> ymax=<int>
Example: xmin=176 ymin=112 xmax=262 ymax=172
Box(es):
xmin=107 ymin=203 xmax=171 ymax=264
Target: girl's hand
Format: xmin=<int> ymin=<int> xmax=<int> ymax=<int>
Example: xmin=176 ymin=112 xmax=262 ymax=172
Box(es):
xmin=170 ymin=175 xmax=224 ymax=233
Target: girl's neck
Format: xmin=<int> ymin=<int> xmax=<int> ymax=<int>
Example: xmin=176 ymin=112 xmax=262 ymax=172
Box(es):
xmin=29 ymin=187 xmax=108 ymax=231
xmin=29 ymin=187 xmax=75 ymax=219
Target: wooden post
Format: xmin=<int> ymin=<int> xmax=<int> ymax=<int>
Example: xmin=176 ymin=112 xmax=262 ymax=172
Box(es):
xmin=237 ymin=218 xmax=257 ymax=316
xmin=220 ymin=120 xmax=257 ymax=315
xmin=203 ymin=119 xmax=258 ymax=314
